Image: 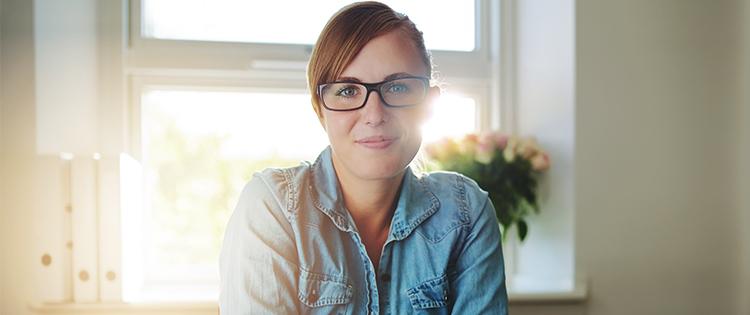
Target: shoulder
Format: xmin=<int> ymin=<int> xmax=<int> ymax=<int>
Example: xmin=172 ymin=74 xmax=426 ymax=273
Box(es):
xmin=418 ymin=171 xmax=492 ymax=223
xmin=419 ymin=171 xmax=489 ymax=207
xmin=238 ymin=162 xmax=313 ymax=219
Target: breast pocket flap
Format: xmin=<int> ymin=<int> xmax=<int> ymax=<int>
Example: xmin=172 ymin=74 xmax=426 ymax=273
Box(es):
xmin=407 ymin=273 xmax=449 ymax=309
xmin=298 ymin=269 xmax=353 ymax=308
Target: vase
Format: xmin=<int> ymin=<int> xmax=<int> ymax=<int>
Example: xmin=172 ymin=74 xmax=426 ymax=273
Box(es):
xmin=500 ymin=223 xmax=518 ymax=290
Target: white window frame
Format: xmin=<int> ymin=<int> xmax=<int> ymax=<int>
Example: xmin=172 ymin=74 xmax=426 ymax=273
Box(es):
xmin=127 ymin=0 xmax=496 ymax=82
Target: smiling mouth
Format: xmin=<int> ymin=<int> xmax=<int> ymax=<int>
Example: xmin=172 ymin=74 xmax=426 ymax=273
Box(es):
xmin=355 ymin=136 xmax=397 ymax=149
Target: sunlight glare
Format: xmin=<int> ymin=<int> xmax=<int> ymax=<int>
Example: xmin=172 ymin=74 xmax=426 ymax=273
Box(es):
xmin=421 ymin=93 xmax=477 ymax=144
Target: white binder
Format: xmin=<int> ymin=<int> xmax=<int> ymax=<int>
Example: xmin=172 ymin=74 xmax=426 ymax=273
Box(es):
xmin=31 ymin=156 xmax=72 ymax=302
xmin=96 ymin=153 xmax=143 ymax=301
xmin=97 ymin=155 xmax=122 ymax=301
xmin=118 ymin=153 xmax=145 ymax=302
xmin=71 ymin=158 xmax=99 ymax=302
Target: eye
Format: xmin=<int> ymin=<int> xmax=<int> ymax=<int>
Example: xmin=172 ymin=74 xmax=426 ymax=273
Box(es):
xmin=335 ymin=85 xmax=360 ymax=98
xmin=386 ymin=83 xmax=409 ymax=94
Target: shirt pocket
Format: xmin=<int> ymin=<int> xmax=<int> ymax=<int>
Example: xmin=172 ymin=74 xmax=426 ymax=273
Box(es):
xmin=406 ymin=273 xmax=450 ymax=313
xmin=297 ymin=268 xmax=353 ymax=314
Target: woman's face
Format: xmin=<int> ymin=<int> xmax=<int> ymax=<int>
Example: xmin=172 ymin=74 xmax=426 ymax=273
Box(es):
xmin=321 ymin=30 xmax=436 ymax=181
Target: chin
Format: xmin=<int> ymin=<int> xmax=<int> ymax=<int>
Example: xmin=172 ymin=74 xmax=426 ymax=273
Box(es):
xmin=353 ymin=150 xmax=417 ymax=180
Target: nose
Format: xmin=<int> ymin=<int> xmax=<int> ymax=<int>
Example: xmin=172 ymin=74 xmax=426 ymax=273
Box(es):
xmin=361 ymin=90 xmax=386 ymax=126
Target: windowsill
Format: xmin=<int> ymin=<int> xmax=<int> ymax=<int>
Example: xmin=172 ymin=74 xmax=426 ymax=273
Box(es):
xmin=507 ymin=279 xmax=588 ymax=304
xmin=29 ymin=282 xmax=587 ymax=314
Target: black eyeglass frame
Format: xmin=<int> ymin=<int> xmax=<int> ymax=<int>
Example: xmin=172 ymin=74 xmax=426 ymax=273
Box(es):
xmin=317 ymin=76 xmax=430 ymax=112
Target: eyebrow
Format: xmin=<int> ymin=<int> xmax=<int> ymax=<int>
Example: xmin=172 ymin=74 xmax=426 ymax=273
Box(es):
xmin=335 ymin=72 xmax=417 ymax=83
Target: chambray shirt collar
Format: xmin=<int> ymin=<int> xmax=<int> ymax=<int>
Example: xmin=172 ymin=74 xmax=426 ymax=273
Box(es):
xmin=309 ymin=146 xmax=440 ymax=240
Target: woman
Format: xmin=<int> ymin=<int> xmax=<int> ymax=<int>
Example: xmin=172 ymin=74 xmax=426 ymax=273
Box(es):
xmin=219 ymin=2 xmax=508 ymax=314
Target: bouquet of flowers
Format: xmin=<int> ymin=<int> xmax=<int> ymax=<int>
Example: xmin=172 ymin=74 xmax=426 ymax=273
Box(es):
xmin=424 ymin=131 xmax=550 ymax=242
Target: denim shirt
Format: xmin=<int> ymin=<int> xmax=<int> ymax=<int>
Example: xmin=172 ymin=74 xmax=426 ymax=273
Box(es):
xmin=219 ymin=147 xmax=508 ymax=314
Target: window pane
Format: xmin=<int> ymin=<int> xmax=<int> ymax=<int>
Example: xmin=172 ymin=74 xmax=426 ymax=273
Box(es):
xmin=135 ymin=89 xmax=476 ymax=301
xmin=142 ymin=0 xmax=475 ymax=51
xmin=137 ymin=89 xmax=327 ymax=301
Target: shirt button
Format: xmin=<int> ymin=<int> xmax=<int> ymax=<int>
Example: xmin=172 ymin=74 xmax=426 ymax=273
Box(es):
xmin=309 ymin=288 xmax=318 ymax=303
xmin=381 ymin=273 xmax=391 ymax=282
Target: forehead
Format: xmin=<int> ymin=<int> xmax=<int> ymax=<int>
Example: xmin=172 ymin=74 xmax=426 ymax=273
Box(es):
xmin=339 ymin=30 xmax=428 ymax=83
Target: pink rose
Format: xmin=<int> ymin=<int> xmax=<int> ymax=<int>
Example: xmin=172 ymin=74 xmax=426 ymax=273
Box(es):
xmin=478 ymin=132 xmax=496 ymax=150
xmin=464 ymin=134 xmax=479 ymax=144
xmin=531 ymin=152 xmax=550 ymax=171
xmin=493 ymin=133 xmax=509 ymax=150
xmin=518 ymin=138 xmax=540 ymax=159
xmin=475 ymin=142 xmax=494 ymax=164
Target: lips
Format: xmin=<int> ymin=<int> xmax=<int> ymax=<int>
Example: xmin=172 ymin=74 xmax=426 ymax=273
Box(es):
xmin=355 ymin=135 xmax=397 ymax=149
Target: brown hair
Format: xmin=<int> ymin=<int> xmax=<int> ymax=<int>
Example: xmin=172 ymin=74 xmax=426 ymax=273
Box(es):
xmin=306 ymin=1 xmax=432 ymax=120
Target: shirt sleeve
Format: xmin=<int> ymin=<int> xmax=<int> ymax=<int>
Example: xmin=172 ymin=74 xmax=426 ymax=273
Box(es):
xmin=219 ymin=174 xmax=300 ymax=315
xmin=450 ymin=195 xmax=509 ymax=314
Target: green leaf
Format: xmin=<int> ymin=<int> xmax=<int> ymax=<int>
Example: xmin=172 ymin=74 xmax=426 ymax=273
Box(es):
xmin=517 ymin=219 xmax=528 ymax=241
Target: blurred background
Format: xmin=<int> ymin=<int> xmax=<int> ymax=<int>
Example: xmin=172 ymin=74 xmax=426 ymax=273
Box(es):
xmin=1 ymin=0 xmax=748 ymax=314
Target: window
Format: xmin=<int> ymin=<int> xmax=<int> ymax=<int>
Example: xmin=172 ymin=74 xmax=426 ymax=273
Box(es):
xmin=124 ymin=0 xmax=499 ymax=301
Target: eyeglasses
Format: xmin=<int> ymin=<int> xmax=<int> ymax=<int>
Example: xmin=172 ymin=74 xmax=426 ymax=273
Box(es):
xmin=317 ymin=76 xmax=430 ymax=111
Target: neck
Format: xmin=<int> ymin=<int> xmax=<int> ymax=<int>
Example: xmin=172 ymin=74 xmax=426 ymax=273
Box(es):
xmin=331 ymin=157 xmax=404 ymax=235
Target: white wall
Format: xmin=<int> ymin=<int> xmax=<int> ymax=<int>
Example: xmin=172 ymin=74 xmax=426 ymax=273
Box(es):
xmin=575 ymin=0 xmax=742 ymax=314
xmin=34 ymin=0 xmax=99 ymax=155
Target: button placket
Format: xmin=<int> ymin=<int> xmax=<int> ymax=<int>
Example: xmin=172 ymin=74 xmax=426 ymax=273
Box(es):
xmin=350 ymin=231 xmax=381 ymax=314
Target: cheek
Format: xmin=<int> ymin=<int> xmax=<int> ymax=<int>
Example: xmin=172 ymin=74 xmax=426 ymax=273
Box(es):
xmin=322 ymin=112 xmax=355 ymax=142
xmin=400 ymin=109 xmax=428 ymax=139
